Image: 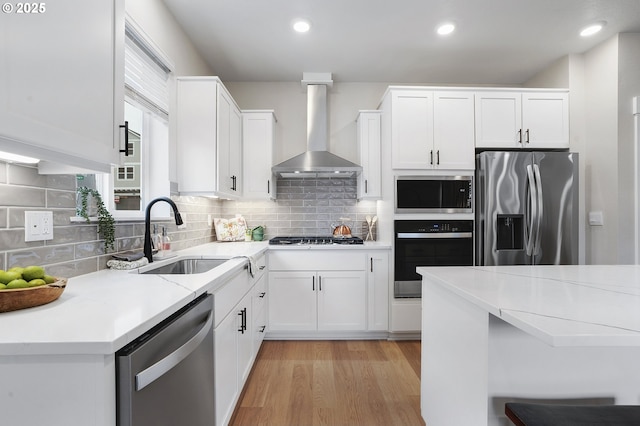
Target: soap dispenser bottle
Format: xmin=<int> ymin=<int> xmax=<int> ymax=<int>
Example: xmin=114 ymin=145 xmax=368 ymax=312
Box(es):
xmin=161 ymin=226 xmax=171 ymax=254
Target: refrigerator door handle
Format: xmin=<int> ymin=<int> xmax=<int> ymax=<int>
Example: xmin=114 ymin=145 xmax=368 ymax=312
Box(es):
xmin=525 ymin=164 xmax=537 ymax=256
xmin=533 ymin=163 xmax=544 ymax=256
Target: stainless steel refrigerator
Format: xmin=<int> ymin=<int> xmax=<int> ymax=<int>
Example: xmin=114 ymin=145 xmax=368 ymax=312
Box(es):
xmin=475 ymin=151 xmax=579 ymax=266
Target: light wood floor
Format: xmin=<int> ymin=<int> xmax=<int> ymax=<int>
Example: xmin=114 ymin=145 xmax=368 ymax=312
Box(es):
xmin=230 ymin=340 xmax=425 ymax=426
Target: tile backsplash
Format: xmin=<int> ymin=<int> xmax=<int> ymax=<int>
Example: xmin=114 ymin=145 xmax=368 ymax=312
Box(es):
xmin=0 ymin=163 xmax=376 ymax=278
xmin=222 ymin=177 xmax=377 ymax=239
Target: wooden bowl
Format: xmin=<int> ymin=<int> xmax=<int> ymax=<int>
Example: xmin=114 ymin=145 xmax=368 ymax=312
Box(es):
xmin=0 ymin=278 xmax=67 ymax=313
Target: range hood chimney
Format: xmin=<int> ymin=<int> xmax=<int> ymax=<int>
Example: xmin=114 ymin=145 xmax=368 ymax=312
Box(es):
xmin=271 ymin=73 xmax=362 ymax=178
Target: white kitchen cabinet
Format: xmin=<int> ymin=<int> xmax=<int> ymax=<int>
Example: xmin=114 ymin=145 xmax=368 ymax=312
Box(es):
xmin=176 ymin=77 xmax=243 ymax=198
xmin=367 ymin=251 xmax=390 ymax=331
xmin=387 ymin=89 xmax=474 ymax=170
xmin=475 ymin=90 xmax=569 ymax=149
xmin=357 ymin=111 xmax=382 ymax=200
xmin=0 ymin=0 xmax=125 ymax=173
xmin=242 ymin=110 xmax=277 ymax=200
xmin=267 ymin=250 xmax=393 ymax=337
xmin=268 ymin=270 xmax=366 ymax=331
xmin=433 ymin=91 xmax=476 ymax=169
xmin=214 ymin=252 xmax=267 ymax=426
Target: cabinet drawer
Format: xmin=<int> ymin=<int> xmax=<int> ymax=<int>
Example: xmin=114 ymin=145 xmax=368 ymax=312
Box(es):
xmin=269 ymin=251 xmax=365 ymax=271
xmin=253 ymin=253 xmax=267 ymax=280
xmin=213 ymin=268 xmax=251 ymax=327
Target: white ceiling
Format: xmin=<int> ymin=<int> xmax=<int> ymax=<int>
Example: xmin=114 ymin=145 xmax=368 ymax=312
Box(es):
xmin=162 ymin=0 xmax=640 ymax=85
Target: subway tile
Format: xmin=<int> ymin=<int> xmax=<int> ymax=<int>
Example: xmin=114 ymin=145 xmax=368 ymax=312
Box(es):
xmin=7 ymin=163 xmax=47 ymax=187
xmin=0 ymin=162 xmax=6 ymax=183
xmin=47 ymin=189 xmax=77 ymax=208
xmin=46 ymin=174 xmax=77 ymax=190
xmin=0 ymin=185 xmax=45 ymax=207
xmin=8 ymin=245 xmax=75 ymax=267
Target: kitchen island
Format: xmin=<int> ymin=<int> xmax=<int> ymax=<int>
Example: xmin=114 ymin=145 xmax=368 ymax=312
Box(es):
xmin=418 ymin=265 xmax=640 ymax=426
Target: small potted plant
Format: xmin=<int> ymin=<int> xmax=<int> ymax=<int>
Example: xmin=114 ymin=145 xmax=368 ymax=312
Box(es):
xmin=76 ymin=187 xmax=116 ymax=251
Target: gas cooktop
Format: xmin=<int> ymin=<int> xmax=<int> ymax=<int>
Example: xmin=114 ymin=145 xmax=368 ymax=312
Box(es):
xmin=269 ymin=236 xmax=364 ymax=245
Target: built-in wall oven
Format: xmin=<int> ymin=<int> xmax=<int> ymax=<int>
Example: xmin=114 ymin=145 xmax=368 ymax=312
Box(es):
xmin=394 ymin=220 xmax=473 ymax=298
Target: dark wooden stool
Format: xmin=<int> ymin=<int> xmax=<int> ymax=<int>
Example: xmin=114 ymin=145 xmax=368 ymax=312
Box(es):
xmin=506 ymin=402 xmax=640 ymax=425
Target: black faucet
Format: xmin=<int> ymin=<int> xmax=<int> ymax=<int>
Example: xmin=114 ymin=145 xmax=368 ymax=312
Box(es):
xmin=144 ymin=197 xmax=184 ymax=263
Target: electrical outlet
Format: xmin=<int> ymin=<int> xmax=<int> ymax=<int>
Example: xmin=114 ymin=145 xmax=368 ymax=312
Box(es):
xmin=25 ymin=211 xmax=54 ymax=242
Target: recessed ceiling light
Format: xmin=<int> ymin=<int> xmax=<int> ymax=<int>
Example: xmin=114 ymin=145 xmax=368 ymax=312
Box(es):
xmin=293 ymin=19 xmax=311 ymax=33
xmin=436 ymin=23 xmax=455 ymax=36
xmin=580 ymin=22 xmax=605 ymax=37
xmin=0 ymin=151 xmax=39 ymax=164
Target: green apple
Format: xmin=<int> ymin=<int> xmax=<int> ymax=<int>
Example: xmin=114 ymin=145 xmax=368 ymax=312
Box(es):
xmin=28 ymin=279 xmax=46 ymax=287
xmin=22 ymin=265 xmax=45 ymax=281
xmin=6 ymin=279 xmax=29 ymax=289
xmin=0 ymin=270 xmax=22 ymax=284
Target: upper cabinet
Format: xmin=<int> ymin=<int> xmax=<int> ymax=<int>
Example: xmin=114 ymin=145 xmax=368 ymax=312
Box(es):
xmin=0 ymin=0 xmax=125 ymax=173
xmin=357 ymin=111 xmax=382 ymax=200
xmin=176 ymin=77 xmax=243 ymax=199
xmin=475 ymin=90 xmax=569 ymax=149
xmin=242 ymin=110 xmax=277 ymax=200
xmin=386 ymin=89 xmax=475 ymax=170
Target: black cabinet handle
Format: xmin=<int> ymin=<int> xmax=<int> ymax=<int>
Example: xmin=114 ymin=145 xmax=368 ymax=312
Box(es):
xmin=259 ymin=292 xmax=266 ymax=298
xmin=518 ymin=129 xmax=523 ymax=144
xmin=319 ymin=276 xmax=322 ymax=291
xmin=437 ymin=150 xmax=440 ymax=165
xmin=267 ymin=180 xmax=270 ymax=194
xmin=119 ymin=121 xmax=130 ymax=157
xmin=231 ymin=175 xmax=237 ymax=191
xmin=365 ymin=179 xmax=368 ymax=194
xmin=370 ymin=257 xmax=373 ymax=272
xmin=259 ymin=325 xmax=266 ymax=333
xmin=312 ymin=276 xmax=315 ymax=291
xmin=430 ymin=150 xmax=433 ymax=165
xmin=525 ymin=129 xmax=530 ymax=144
xmin=238 ymin=307 xmax=247 ymax=333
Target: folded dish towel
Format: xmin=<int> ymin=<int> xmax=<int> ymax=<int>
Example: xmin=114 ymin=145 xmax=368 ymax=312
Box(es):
xmin=111 ymin=251 xmax=145 ymax=262
xmin=233 ymin=255 xmax=257 ymax=278
xmin=107 ymin=257 xmax=149 ymax=270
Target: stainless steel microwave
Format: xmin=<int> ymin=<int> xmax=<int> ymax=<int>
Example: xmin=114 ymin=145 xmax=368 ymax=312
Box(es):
xmin=395 ymin=175 xmax=473 ymax=213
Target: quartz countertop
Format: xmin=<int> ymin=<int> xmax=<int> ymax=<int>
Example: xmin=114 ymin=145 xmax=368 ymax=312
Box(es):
xmin=0 ymin=242 xmax=268 ymax=356
xmin=417 ymin=265 xmax=640 ymax=347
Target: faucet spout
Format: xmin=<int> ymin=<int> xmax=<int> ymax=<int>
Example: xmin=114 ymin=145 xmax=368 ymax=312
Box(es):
xmin=144 ymin=197 xmax=184 ymax=263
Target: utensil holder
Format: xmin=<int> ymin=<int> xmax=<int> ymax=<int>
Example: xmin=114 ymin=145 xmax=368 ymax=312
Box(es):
xmin=362 ymin=221 xmax=377 ymax=241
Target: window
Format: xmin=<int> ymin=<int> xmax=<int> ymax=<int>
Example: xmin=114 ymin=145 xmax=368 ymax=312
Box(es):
xmin=99 ymin=19 xmax=174 ymax=219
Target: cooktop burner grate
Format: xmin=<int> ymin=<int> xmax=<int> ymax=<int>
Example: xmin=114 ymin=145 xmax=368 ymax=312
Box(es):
xmin=269 ymin=236 xmax=364 ymax=245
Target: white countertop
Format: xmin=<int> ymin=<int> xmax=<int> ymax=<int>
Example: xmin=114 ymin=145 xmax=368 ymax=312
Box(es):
xmin=417 ymin=265 xmax=640 ymax=347
xmin=0 ymin=242 xmax=268 ymax=356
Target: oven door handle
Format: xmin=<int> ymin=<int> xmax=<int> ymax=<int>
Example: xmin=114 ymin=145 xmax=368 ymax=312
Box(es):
xmin=396 ymin=232 xmax=473 ymax=239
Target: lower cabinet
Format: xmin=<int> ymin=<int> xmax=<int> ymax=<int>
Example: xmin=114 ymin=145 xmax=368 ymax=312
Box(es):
xmin=267 ymin=250 xmax=389 ymax=337
xmin=214 ymin=253 xmax=267 ymax=426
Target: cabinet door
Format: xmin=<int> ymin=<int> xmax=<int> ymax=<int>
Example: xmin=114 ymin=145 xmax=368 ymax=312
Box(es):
xmin=229 ymin=105 xmax=243 ymax=196
xmin=176 ymin=78 xmax=218 ymax=193
xmin=237 ymin=296 xmax=253 ymax=387
xmin=214 ymin=308 xmax=239 ymax=426
xmin=217 ymin=88 xmax=233 ymax=197
xmin=433 ymin=92 xmax=476 ymax=170
xmin=243 ymin=111 xmax=276 ymax=200
xmin=252 ymin=274 xmax=268 ymax=356
xmin=317 ymin=271 xmax=367 ymax=331
xmin=367 ymin=251 xmax=389 ymax=331
xmin=0 ymin=0 xmax=124 ymax=172
xmin=357 ymin=111 xmax=382 ymax=199
xmin=268 ymin=272 xmax=316 ymax=331
xmin=475 ymin=92 xmax=522 ymax=149
xmin=522 ymin=92 xmax=569 ymax=149
xmin=391 ymin=90 xmax=434 ymax=169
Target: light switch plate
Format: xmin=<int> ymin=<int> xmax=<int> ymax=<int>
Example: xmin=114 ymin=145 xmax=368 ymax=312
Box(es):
xmin=588 ymin=211 xmax=604 ymax=226
xmin=25 ymin=211 xmax=54 ymax=242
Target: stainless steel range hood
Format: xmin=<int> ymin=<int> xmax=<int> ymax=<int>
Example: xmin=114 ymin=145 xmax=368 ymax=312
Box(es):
xmin=272 ymin=73 xmax=362 ymax=178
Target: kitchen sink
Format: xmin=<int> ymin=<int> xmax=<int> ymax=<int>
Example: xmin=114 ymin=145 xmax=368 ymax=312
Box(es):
xmin=140 ymin=258 xmax=228 ymax=274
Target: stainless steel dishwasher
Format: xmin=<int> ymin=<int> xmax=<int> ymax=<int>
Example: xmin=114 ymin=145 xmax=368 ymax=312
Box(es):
xmin=116 ymin=293 xmax=214 ymax=426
